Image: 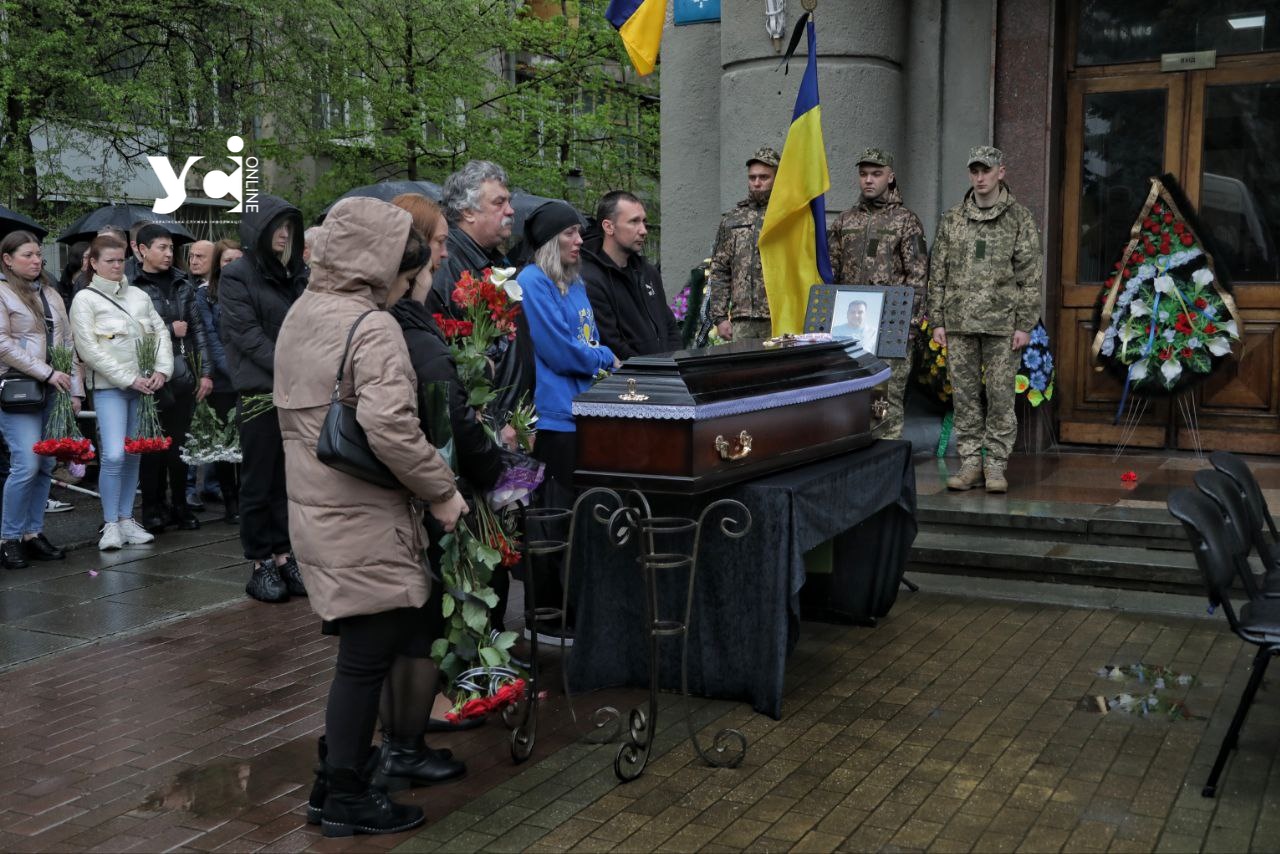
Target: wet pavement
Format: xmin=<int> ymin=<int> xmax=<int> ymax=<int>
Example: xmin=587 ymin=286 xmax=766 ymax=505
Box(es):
xmin=0 ymin=453 xmax=1278 ymax=851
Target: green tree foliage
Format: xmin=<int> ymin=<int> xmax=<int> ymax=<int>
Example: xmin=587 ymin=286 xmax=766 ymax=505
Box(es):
xmin=1 ymin=0 xmax=658 ymax=231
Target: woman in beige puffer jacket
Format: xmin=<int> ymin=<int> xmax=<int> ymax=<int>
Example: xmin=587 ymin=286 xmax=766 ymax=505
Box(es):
xmin=273 ymin=197 xmax=466 ymax=837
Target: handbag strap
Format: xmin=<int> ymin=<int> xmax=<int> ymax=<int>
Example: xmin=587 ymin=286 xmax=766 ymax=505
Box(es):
xmin=84 ymin=286 xmax=144 ymax=335
xmin=332 ymin=309 xmax=380 ymax=403
xmin=37 ymin=290 xmax=54 ymax=353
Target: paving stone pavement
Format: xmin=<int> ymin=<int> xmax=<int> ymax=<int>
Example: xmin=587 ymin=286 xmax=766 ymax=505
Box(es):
xmin=0 ymin=528 xmax=1278 ymax=852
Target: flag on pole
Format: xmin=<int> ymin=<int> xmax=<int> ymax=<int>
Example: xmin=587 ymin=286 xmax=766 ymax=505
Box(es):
xmin=606 ymin=0 xmax=667 ymax=76
xmin=758 ymin=17 xmax=833 ymax=335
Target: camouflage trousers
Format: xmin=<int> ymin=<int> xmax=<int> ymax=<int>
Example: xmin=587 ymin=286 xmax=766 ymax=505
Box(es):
xmin=731 ymin=318 xmax=774 ymax=341
xmin=947 ymin=332 xmax=1019 ymax=464
xmin=879 ymin=354 xmax=913 ymax=440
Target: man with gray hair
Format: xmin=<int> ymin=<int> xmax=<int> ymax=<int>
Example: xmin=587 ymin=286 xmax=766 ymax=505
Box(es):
xmin=428 ymin=159 xmax=517 ymax=314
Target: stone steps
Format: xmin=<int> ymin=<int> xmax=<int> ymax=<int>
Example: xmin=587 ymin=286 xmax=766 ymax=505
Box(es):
xmin=909 ymin=494 xmax=1210 ymax=593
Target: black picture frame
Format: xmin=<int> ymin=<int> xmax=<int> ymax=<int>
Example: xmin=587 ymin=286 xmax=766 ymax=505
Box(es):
xmin=803 ymin=284 xmax=915 ymax=359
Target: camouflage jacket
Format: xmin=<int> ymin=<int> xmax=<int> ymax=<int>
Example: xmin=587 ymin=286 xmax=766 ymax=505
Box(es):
xmin=827 ymin=185 xmax=928 ymax=326
xmin=927 ymin=186 xmax=1042 ymax=335
xmin=707 ymin=197 xmax=769 ymax=323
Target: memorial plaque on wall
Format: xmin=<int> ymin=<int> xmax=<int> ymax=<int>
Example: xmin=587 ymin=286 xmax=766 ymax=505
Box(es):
xmin=804 ymin=284 xmax=913 ymax=359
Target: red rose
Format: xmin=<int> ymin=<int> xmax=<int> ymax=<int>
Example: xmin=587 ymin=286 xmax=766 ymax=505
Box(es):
xmin=1153 ymin=203 xmax=1163 ymax=215
xmin=1124 ymin=268 xmax=1134 ymax=279
xmin=1173 ymin=223 xmax=1184 ymax=234
xmin=1195 ymin=297 xmax=1208 ymax=309
xmin=1180 ymin=233 xmax=1194 ymax=246
xmin=1163 ymin=213 xmax=1174 ymax=224
xmin=1142 ymin=218 xmax=1155 ymax=231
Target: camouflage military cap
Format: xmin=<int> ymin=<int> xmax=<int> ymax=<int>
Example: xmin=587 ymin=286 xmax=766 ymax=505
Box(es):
xmin=856 ymin=147 xmax=894 ymax=168
xmin=967 ymin=145 xmax=1004 ymax=168
xmin=746 ymin=147 xmax=781 ymax=168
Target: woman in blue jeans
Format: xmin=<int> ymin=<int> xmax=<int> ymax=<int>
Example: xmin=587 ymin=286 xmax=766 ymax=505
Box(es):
xmin=69 ymin=234 xmax=173 ymax=551
xmin=0 ymin=231 xmax=82 ymax=569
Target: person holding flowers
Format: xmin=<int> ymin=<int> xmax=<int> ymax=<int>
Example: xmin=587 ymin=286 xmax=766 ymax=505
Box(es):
xmin=69 ymin=234 xmax=173 ymax=551
xmin=274 ymin=197 xmax=466 ymax=836
xmin=0 ymin=232 xmax=82 ymax=568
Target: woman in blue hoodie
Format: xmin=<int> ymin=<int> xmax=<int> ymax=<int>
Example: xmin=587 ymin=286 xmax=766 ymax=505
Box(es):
xmin=516 ymin=201 xmax=619 ymax=494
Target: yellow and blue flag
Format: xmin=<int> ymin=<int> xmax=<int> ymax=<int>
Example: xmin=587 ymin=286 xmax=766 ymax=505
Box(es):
xmin=758 ymin=17 xmax=833 ymax=335
xmin=606 ymin=0 xmax=667 ymax=76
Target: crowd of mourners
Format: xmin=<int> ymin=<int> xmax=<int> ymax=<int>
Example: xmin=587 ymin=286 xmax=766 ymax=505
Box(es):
xmin=0 ymin=159 xmax=682 ymax=836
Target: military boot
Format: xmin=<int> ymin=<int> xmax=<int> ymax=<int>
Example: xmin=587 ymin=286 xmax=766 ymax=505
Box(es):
xmin=984 ymin=460 xmax=1008 ymax=494
xmin=946 ymin=459 xmax=984 ymax=491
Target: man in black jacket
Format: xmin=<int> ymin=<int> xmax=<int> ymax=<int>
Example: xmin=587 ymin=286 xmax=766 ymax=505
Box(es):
xmin=581 ymin=191 xmax=680 ymax=359
xmin=219 ymin=195 xmax=309 ymax=604
xmin=131 ymin=224 xmax=214 ymax=532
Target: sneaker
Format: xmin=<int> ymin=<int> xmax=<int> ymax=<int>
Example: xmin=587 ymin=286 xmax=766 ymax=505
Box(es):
xmin=98 ymin=523 xmax=124 ymax=551
xmin=45 ymin=498 xmax=73 ymax=513
xmin=118 ymin=518 xmax=156 ymax=545
xmin=246 ymin=562 xmax=290 ymax=603
xmin=185 ymin=489 xmax=205 ymax=512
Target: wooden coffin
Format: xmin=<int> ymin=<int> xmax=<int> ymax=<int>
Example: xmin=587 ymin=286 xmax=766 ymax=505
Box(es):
xmin=572 ymin=337 xmax=891 ymax=494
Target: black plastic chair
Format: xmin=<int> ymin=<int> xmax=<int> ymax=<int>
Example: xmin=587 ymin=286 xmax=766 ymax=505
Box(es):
xmin=1194 ymin=469 xmax=1270 ymax=601
xmin=1167 ymin=488 xmax=1280 ymax=797
xmin=1210 ymin=451 xmax=1280 ymax=597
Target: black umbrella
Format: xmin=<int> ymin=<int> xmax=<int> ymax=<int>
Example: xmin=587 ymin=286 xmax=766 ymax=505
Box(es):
xmin=57 ymin=203 xmax=196 ymax=246
xmin=0 ymin=204 xmax=49 ymax=242
xmin=320 ymin=180 xmax=444 ymax=219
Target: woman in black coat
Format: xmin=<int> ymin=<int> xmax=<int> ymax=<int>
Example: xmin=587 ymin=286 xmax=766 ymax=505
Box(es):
xmin=218 ymin=195 xmax=309 ymax=604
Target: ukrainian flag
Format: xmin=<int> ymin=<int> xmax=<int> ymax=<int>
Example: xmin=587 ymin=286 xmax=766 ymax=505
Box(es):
xmin=758 ymin=18 xmax=834 ymax=335
xmin=606 ymin=0 xmax=667 ymax=76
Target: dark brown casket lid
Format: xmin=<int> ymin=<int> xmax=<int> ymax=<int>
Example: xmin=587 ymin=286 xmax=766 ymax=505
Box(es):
xmin=573 ymin=337 xmax=889 ymax=417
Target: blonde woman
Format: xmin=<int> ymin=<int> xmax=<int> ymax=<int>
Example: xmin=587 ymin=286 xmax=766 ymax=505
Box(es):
xmin=69 ymin=234 xmax=173 ymax=550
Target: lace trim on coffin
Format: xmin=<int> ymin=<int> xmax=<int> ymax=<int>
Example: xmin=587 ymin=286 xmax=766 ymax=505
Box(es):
xmin=571 ymin=368 xmax=891 ymax=420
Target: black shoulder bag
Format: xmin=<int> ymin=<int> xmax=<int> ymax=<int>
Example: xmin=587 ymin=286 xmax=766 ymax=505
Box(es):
xmin=316 ymin=310 xmax=400 ymax=489
xmin=0 ymin=291 xmax=54 ymax=413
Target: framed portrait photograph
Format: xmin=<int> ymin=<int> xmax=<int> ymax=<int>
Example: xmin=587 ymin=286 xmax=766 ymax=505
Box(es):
xmin=803 ymin=284 xmax=914 ymax=359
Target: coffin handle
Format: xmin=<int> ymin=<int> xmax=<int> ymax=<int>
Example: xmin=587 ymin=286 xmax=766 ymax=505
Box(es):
xmin=714 ymin=430 xmax=753 ymax=462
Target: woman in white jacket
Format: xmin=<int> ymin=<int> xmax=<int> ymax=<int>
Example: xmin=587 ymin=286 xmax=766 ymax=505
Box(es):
xmin=70 ymin=234 xmax=174 ymax=550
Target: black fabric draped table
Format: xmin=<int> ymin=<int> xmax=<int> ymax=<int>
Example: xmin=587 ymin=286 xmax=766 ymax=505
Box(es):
xmin=563 ymin=438 xmax=917 ymax=719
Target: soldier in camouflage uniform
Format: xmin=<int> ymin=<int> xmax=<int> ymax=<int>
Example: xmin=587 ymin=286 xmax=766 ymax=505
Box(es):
xmin=928 ymin=146 xmax=1041 ymax=493
xmin=827 ymin=148 xmax=928 ymax=439
xmin=707 ymin=147 xmax=779 ymax=341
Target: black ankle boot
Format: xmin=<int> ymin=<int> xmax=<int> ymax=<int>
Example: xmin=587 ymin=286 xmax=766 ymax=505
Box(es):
xmin=308 ymin=739 xmax=383 ymax=824
xmin=372 ymin=739 xmax=466 ymax=790
xmin=321 ymin=765 xmax=424 ymax=838
xmin=223 ymin=495 xmax=240 ymax=526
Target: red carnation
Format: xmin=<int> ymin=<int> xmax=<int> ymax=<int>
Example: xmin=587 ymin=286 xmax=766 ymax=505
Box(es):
xmin=1159 ymin=348 xmax=1173 ymax=361
xmin=1204 ymin=322 xmax=1217 ymax=334
xmin=1181 ymin=347 xmax=1194 ymax=358
xmin=1173 ymin=222 xmax=1185 ymax=234
xmin=1153 ymin=203 xmax=1163 ymax=215
xmin=1142 ymin=218 xmax=1155 ymax=232
xmin=1180 ymin=233 xmax=1194 ymax=246
xmin=1163 ymin=213 xmax=1174 ymax=224
xmin=1121 ymin=470 xmax=1138 ymax=483
xmin=1195 ymin=297 xmax=1208 ymax=309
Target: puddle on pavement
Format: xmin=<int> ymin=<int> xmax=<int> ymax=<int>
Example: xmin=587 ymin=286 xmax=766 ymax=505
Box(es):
xmin=139 ymin=738 xmax=313 ymax=818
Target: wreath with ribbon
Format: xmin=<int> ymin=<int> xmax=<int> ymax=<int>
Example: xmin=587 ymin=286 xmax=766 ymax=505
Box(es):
xmin=1091 ymin=176 xmax=1242 ymax=413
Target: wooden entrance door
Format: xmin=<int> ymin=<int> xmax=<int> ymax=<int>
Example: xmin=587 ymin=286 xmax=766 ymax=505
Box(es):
xmin=1057 ymin=56 xmax=1280 ymax=452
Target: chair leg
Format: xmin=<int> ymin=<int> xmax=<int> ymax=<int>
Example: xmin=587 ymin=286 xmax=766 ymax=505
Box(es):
xmin=1203 ymin=647 xmax=1273 ymax=798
